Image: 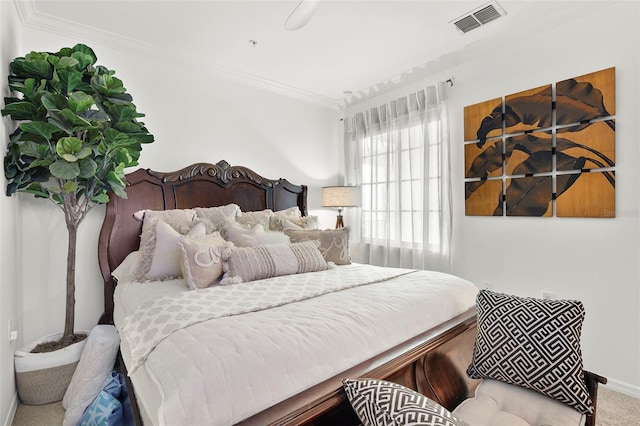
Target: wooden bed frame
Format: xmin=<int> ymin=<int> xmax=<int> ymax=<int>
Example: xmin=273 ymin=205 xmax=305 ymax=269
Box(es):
xmin=96 ymin=160 xmax=602 ymax=425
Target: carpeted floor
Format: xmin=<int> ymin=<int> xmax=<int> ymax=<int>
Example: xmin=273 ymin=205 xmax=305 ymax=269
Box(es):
xmin=11 ymin=385 xmax=640 ymax=425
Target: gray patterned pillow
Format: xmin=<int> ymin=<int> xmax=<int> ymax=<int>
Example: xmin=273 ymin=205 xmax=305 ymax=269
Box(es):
xmin=466 ymin=290 xmax=593 ymax=414
xmin=220 ymin=241 xmax=327 ymax=284
xmin=284 ymin=227 xmax=351 ymax=264
xmin=343 ymin=378 xmax=468 ymax=426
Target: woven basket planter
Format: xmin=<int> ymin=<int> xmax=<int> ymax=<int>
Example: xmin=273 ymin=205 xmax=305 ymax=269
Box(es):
xmin=14 ymin=332 xmax=87 ymax=405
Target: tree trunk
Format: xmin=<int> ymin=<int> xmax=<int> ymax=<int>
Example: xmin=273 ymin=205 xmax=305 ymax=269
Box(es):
xmin=63 ymin=220 xmax=77 ymax=344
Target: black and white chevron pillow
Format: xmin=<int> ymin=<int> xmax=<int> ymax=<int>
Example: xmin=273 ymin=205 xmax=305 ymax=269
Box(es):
xmin=342 ymin=378 xmax=468 ymax=426
xmin=466 ymin=290 xmax=593 ymax=414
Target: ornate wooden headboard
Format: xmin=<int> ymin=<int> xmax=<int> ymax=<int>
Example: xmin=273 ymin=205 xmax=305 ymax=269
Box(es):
xmin=97 ymin=160 xmax=308 ymax=324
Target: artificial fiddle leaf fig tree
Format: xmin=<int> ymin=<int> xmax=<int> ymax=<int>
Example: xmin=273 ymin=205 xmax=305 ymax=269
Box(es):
xmin=2 ymin=44 xmax=154 ymax=350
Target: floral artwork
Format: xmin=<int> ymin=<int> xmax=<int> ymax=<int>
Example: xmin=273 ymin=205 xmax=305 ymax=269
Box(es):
xmin=464 ymin=67 xmax=615 ymax=217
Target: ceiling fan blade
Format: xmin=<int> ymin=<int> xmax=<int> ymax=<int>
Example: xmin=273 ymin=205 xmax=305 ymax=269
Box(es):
xmin=284 ymin=0 xmax=321 ymax=30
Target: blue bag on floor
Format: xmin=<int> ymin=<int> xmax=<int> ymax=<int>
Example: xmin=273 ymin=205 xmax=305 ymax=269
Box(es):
xmin=79 ymin=371 xmax=133 ymax=426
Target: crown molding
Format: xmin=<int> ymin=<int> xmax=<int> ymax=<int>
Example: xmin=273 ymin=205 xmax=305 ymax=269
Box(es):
xmin=13 ymin=0 xmax=160 ymax=58
xmin=13 ymin=0 xmax=340 ymax=110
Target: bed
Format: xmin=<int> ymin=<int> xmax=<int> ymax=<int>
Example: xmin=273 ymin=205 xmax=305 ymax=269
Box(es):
xmin=97 ymin=160 xmax=481 ymax=425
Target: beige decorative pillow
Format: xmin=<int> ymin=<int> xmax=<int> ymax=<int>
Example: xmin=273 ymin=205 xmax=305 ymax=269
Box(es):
xmin=224 ymin=221 xmax=290 ymax=247
xmin=194 ymin=204 xmax=241 ymax=233
xmin=135 ymin=209 xmax=199 ymax=280
xmin=284 ymin=227 xmax=351 ymax=265
xmin=270 ymin=215 xmax=319 ymax=231
xmin=178 ymin=232 xmax=228 ymax=289
xmin=221 ymin=241 xmax=328 ymax=284
xmin=237 ymin=209 xmax=273 ymax=229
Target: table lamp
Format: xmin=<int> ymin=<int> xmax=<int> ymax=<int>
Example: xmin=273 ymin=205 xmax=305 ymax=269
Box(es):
xmin=322 ymin=186 xmax=359 ymax=229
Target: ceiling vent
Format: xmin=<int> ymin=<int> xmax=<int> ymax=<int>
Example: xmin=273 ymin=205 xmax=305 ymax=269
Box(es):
xmin=451 ymin=1 xmax=506 ymax=34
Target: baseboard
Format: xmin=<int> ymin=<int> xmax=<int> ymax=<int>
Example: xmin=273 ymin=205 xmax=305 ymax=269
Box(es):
xmin=3 ymin=392 xmax=18 ymax=426
xmin=604 ymin=377 xmax=640 ymax=399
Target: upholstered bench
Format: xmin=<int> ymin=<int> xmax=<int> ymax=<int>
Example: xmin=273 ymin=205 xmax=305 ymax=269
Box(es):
xmin=452 ymin=378 xmax=587 ymax=426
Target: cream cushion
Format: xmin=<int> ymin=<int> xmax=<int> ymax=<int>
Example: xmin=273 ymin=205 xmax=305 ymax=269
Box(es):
xmin=452 ymin=379 xmax=586 ymax=426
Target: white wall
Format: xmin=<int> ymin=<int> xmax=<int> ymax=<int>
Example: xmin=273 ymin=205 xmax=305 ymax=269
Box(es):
xmin=12 ymin=9 xmax=341 ymax=370
xmin=0 ymin=2 xmax=22 ymax=424
xmin=346 ymin=1 xmax=640 ymax=396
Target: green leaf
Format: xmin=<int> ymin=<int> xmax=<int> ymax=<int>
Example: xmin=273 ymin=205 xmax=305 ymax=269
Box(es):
xmin=25 ymin=158 xmax=54 ymax=170
xmin=70 ymin=44 xmax=97 ymax=66
xmin=49 ymin=160 xmax=80 ymax=179
xmin=57 ymin=56 xmax=79 ymax=69
xmin=57 ymin=69 xmax=83 ymax=94
xmin=63 ymin=181 xmax=77 ymax=192
xmin=56 ymin=137 xmax=83 ymax=158
xmin=8 ymin=78 xmax=37 ymax=100
xmin=92 ymin=191 xmax=110 ymax=204
xmin=78 ymin=158 xmax=97 ymax=178
xmin=21 ymin=57 xmax=53 ymax=79
xmin=1 ymin=102 xmax=38 ymax=120
xmin=40 ymin=93 xmax=62 ymax=112
xmin=76 ymin=147 xmax=92 ymax=159
xmin=60 ymin=109 xmax=91 ymax=127
xmin=61 ymin=153 xmax=78 ymax=162
xmin=68 ymin=92 xmax=94 ymax=114
xmin=23 ymin=183 xmax=49 ymax=198
xmin=19 ymin=122 xmax=61 ymax=141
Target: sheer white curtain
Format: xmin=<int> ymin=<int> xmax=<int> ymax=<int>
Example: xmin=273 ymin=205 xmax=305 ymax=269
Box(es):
xmin=343 ymin=82 xmax=452 ymax=272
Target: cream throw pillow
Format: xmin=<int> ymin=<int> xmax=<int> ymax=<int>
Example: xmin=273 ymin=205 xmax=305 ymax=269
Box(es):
xmin=284 ymin=227 xmax=351 ymax=265
xmin=178 ymin=232 xmax=228 ymax=289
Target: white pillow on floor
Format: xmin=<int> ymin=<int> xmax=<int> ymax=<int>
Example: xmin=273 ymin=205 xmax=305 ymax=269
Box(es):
xmin=62 ymin=325 xmax=120 ymax=426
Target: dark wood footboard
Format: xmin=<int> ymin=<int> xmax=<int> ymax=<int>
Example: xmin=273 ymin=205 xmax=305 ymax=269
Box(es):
xmin=237 ymin=308 xmax=479 ymax=425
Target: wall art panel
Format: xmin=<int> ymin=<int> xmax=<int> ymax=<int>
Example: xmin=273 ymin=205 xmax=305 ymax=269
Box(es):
xmin=463 ymin=67 xmax=615 ymax=217
xmin=465 ymin=179 xmax=503 ymax=216
xmin=464 ymin=97 xmax=503 ymax=142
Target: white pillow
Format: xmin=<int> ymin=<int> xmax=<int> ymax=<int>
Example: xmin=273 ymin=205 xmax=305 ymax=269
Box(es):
xmin=62 ymin=325 xmax=120 ymax=426
xmin=142 ymin=221 xmax=206 ymax=281
xmin=111 ymin=251 xmax=141 ymax=283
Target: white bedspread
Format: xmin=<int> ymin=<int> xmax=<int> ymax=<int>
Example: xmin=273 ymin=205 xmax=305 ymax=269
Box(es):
xmin=115 ymin=263 xmax=478 ymax=426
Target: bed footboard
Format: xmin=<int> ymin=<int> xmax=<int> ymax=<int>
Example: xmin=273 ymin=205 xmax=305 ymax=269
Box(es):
xmin=238 ymin=308 xmax=479 ymax=426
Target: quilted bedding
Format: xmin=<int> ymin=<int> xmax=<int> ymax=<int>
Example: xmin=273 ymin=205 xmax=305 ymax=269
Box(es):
xmin=114 ymin=263 xmax=478 ymax=426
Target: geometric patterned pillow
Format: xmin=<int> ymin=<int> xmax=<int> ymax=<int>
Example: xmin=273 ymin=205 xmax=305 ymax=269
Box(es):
xmin=466 ymin=290 xmax=593 ymax=414
xmin=342 ymin=378 xmax=468 ymax=426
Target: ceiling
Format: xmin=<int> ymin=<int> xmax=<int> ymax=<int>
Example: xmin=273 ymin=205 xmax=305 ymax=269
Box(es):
xmin=18 ymin=0 xmax=613 ymax=106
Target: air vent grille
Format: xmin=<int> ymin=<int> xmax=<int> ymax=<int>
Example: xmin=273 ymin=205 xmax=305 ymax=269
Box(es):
xmin=452 ymin=1 xmax=506 ymax=34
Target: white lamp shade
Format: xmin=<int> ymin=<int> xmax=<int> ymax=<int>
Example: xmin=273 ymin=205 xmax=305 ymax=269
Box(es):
xmin=322 ymin=186 xmax=359 ymax=208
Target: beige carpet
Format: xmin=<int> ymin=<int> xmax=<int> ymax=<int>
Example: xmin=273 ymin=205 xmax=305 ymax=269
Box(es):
xmin=11 ymin=385 xmax=640 ymax=425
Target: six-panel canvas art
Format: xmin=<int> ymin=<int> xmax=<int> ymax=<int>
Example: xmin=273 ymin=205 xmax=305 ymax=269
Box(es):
xmin=464 ymin=67 xmax=616 ymax=217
